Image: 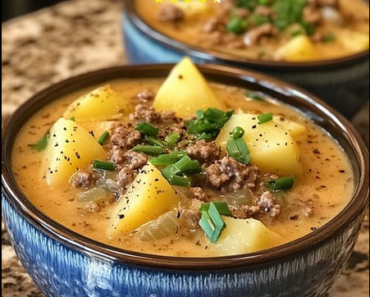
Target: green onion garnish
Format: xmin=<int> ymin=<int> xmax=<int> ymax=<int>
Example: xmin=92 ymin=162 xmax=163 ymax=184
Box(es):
xmin=197 ymin=133 xmax=215 ymax=142
xmin=258 ymin=113 xmax=273 ymax=124
xmin=132 ymin=145 xmax=163 ymax=156
xmin=199 ymin=202 xmax=227 ymax=243
xmin=266 ymin=176 xmax=295 ymax=192
xmin=171 ymin=175 xmax=191 ymax=187
xmin=231 ymin=127 xmax=245 ymax=140
xmin=135 ymin=122 xmax=159 ymax=137
xmin=150 ymin=151 xmax=188 ymax=166
xmin=98 ymin=131 xmax=110 ymax=146
xmin=93 ymin=160 xmax=116 ymax=171
xmin=70 ymin=116 xmax=76 ymax=122
xmin=227 ymin=138 xmax=251 ymax=165
xmin=146 ymin=136 xmax=165 ymax=147
xmin=29 ymin=133 xmax=50 ymax=151
xmin=199 ymin=202 xmax=232 ymax=217
xmin=322 ymin=33 xmax=336 ymax=43
xmin=246 ymin=92 xmax=265 ymax=102
xmin=165 ymin=132 xmax=181 ymax=148
xmin=162 ymin=156 xmax=201 ymax=178
xmin=227 ymin=17 xmax=249 ymax=34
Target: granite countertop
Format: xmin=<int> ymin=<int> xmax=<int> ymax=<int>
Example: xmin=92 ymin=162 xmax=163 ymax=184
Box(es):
xmin=1 ymin=0 xmax=369 ymax=296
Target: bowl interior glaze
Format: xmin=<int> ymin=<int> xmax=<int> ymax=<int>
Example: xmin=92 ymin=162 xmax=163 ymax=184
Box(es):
xmin=2 ymin=64 xmax=369 ymax=271
xmin=123 ymin=0 xmax=370 ymax=71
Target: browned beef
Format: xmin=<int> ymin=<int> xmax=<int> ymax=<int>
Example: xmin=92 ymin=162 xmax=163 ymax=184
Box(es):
xmin=118 ymin=167 xmax=135 ymax=188
xmin=186 ymin=141 xmax=221 ymax=164
xmin=158 ymin=4 xmax=184 ymax=23
xmin=190 ymin=187 xmax=208 ymax=201
xmin=110 ymin=146 xmax=148 ymax=169
xmin=136 ymin=89 xmax=155 ymax=102
xmin=230 ymin=205 xmax=262 ymax=219
xmin=304 ymin=6 xmax=323 ymax=24
xmin=110 ymin=125 xmax=141 ymax=150
xmin=180 ymin=209 xmax=201 ymax=230
xmin=244 ymin=24 xmax=278 ymax=46
xmin=308 ymin=0 xmax=339 ymax=8
xmin=257 ymin=191 xmax=281 ymax=217
xmin=71 ymin=168 xmax=98 ymax=189
xmin=206 ymin=157 xmax=260 ymax=192
xmin=130 ymin=105 xmax=176 ymax=123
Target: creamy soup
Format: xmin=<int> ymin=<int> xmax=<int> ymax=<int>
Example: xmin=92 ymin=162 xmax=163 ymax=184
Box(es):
xmin=12 ymin=59 xmax=355 ymax=257
xmin=136 ymin=0 xmax=369 ymax=61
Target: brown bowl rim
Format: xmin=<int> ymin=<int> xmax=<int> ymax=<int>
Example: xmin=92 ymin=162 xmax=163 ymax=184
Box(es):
xmin=123 ymin=0 xmax=370 ymax=71
xmin=2 ymin=63 xmax=369 ymax=271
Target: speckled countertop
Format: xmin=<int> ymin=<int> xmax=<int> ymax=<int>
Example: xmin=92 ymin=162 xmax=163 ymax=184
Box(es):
xmin=1 ymin=0 xmax=369 ymax=296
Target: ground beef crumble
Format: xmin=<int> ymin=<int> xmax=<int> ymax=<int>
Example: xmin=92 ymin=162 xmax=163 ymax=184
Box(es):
xmin=158 ymin=4 xmax=184 ymax=23
xmin=110 ymin=125 xmax=141 ymax=150
xmin=186 ymin=141 xmax=221 ymax=164
xmin=191 ymin=187 xmax=208 ymax=201
xmin=71 ymin=168 xmax=98 ymax=189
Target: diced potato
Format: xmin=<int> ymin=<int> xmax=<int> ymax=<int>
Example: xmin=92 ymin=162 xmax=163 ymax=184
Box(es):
xmin=273 ymin=116 xmax=307 ymax=139
xmin=109 ymin=162 xmax=180 ymax=236
xmin=337 ymin=30 xmax=369 ymax=53
xmin=214 ymin=217 xmax=283 ymax=256
xmin=45 ymin=118 xmax=106 ymax=187
xmin=63 ymin=86 xmax=132 ymax=121
xmin=174 ymin=2 xmax=210 ymax=18
xmin=216 ymin=114 xmax=303 ymax=175
xmin=275 ymin=36 xmax=318 ymax=61
xmin=154 ymin=57 xmax=226 ymax=118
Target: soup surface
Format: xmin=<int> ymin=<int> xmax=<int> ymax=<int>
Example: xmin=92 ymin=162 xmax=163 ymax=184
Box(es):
xmin=136 ymin=0 xmax=369 ymax=61
xmin=12 ymin=59 xmax=355 ymax=257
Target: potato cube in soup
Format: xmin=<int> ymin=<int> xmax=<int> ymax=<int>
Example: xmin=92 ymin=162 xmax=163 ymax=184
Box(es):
xmin=154 ymin=57 xmax=226 ymax=118
xmin=63 ymin=86 xmax=132 ymax=121
xmin=273 ymin=116 xmax=307 ymax=140
xmin=214 ymin=217 xmax=283 ymax=256
xmin=174 ymin=2 xmax=210 ymax=18
xmin=109 ymin=162 xmax=180 ymax=236
xmin=216 ymin=114 xmax=303 ymax=176
xmin=45 ymin=118 xmax=106 ymax=187
xmin=274 ymin=36 xmax=318 ymax=61
xmin=337 ymin=30 xmax=369 ymax=53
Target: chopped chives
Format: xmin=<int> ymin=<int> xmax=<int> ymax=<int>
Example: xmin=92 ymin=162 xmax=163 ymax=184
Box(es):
xmin=322 ymin=33 xmax=336 ymax=43
xmin=266 ymin=176 xmax=295 ymax=192
xmin=132 ymin=145 xmax=163 ymax=156
xmin=258 ymin=113 xmax=273 ymax=124
xmin=199 ymin=203 xmax=227 ymax=243
xmin=165 ymin=132 xmax=181 ymax=148
xmin=69 ymin=116 xmax=76 ymax=122
xmin=171 ymin=175 xmax=191 ymax=187
xmin=197 ymin=132 xmax=215 ymax=142
xmin=199 ymin=202 xmax=232 ymax=217
xmin=135 ymin=122 xmax=159 ymax=137
xmin=29 ymin=133 xmax=50 ymax=151
xmin=227 ymin=17 xmax=249 ymax=34
xmin=199 ymin=211 xmax=216 ymax=242
xmin=150 ymin=152 xmax=187 ymax=166
xmin=246 ymin=92 xmax=265 ymax=102
xmin=162 ymin=156 xmax=201 ymax=179
xmin=146 ymin=136 xmax=165 ymax=147
xmin=231 ymin=127 xmax=245 ymax=140
xmin=227 ymin=138 xmax=251 ymax=165
xmin=98 ymin=131 xmax=110 ymax=146
xmin=93 ymin=160 xmax=116 ymax=171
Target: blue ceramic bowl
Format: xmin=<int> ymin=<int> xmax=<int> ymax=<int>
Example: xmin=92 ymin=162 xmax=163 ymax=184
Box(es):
xmin=2 ymin=64 xmax=369 ymax=297
xmin=122 ymin=0 xmax=370 ymax=119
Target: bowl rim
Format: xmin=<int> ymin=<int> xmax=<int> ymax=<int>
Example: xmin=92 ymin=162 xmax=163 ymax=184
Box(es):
xmin=123 ymin=0 xmax=370 ymax=71
xmin=2 ymin=63 xmax=369 ymax=271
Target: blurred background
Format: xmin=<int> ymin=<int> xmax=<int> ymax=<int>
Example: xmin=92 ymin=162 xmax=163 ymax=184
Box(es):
xmin=2 ymin=0 xmax=66 ymax=22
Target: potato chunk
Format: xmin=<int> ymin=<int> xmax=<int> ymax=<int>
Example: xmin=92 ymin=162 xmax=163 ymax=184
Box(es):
xmin=63 ymin=86 xmax=132 ymax=121
xmin=154 ymin=57 xmax=226 ymax=118
xmin=275 ymin=36 xmax=318 ymax=61
xmin=337 ymin=30 xmax=369 ymax=53
xmin=174 ymin=2 xmax=210 ymax=18
xmin=109 ymin=163 xmax=180 ymax=236
xmin=214 ymin=217 xmax=282 ymax=256
xmin=45 ymin=118 xmax=106 ymax=187
xmin=273 ymin=116 xmax=307 ymax=140
xmin=216 ymin=114 xmax=303 ymax=175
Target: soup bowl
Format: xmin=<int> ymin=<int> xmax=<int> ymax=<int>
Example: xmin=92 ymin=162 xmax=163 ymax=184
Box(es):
xmin=2 ymin=64 xmax=369 ymax=297
xmin=122 ymin=0 xmax=370 ymax=119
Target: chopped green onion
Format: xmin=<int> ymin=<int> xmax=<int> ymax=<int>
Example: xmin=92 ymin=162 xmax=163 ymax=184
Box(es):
xmin=171 ymin=175 xmax=191 ymax=187
xmin=258 ymin=113 xmax=273 ymax=124
xmin=227 ymin=17 xmax=249 ymax=34
xmin=199 ymin=203 xmax=227 ymax=243
xmin=251 ymin=14 xmax=271 ymax=26
xmin=199 ymin=202 xmax=232 ymax=217
xmin=322 ymin=33 xmax=336 ymax=43
xmin=165 ymin=133 xmax=181 ymax=148
xmin=98 ymin=131 xmax=110 ymax=146
xmin=301 ymin=21 xmax=316 ymax=36
xmin=29 ymin=133 xmax=50 ymax=151
xmin=197 ymin=133 xmax=215 ymax=142
xmin=93 ymin=160 xmax=116 ymax=171
xmin=70 ymin=116 xmax=76 ymax=122
xmin=231 ymin=127 xmax=245 ymax=139
xmin=266 ymin=176 xmax=295 ymax=192
xmin=273 ymin=0 xmax=307 ymax=31
xmin=135 ymin=122 xmax=159 ymax=137
xmin=162 ymin=156 xmax=201 ymax=179
xmin=291 ymin=30 xmax=303 ymax=37
xmin=204 ymin=109 xmax=233 ymax=127
xmin=150 ymin=151 xmax=188 ymax=166
xmin=246 ymin=92 xmax=265 ymax=101
xmin=146 ymin=136 xmax=165 ymax=147
xmin=258 ymin=0 xmax=270 ymax=5
xmin=132 ymin=145 xmax=163 ymax=156
xmin=227 ymin=138 xmax=251 ymax=165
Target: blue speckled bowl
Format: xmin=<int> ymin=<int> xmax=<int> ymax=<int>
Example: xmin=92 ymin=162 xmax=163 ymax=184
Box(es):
xmin=2 ymin=64 xmax=369 ymax=297
xmin=122 ymin=0 xmax=369 ymax=119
